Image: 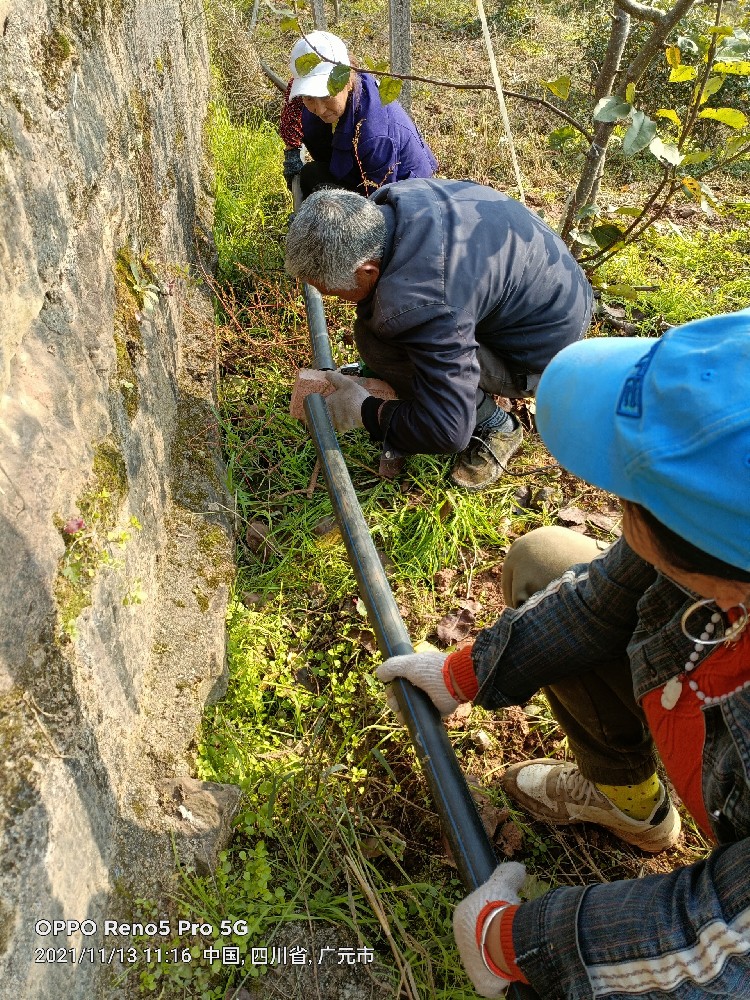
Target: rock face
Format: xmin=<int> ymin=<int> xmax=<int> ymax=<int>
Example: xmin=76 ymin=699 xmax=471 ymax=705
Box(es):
xmin=0 ymin=3 xmax=236 ymax=997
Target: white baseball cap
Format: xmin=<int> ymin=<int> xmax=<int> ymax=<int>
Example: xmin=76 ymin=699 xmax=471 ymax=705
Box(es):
xmin=289 ymin=31 xmax=350 ymax=100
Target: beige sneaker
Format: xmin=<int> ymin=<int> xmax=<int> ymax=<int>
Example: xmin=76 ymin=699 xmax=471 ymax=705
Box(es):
xmin=501 ymin=758 xmax=681 ymax=853
xmin=450 ymin=419 xmax=524 ymax=490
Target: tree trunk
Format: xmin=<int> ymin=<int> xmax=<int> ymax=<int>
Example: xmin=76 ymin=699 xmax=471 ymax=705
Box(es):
xmin=389 ymin=0 xmax=412 ymax=111
xmin=561 ymin=0 xmax=698 ymax=243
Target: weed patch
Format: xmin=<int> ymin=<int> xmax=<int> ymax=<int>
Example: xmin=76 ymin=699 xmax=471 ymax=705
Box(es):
xmin=597 ymin=225 xmax=750 ymax=331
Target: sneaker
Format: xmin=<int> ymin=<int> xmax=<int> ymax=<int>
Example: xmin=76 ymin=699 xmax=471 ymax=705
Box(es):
xmin=501 ymin=758 xmax=681 ymax=853
xmin=450 ymin=418 xmax=523 ymax=490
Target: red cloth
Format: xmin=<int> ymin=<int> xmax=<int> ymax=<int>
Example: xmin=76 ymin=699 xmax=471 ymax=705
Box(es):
xmin=279 ymin=80 xmax=304 ymax=148
xmin=642 ymin=618 xmax=750 ymax=840
xmin=496 ymin=905 xmax=528 ymax=983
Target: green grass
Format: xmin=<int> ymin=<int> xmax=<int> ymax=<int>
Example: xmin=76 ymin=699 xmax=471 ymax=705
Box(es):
xmin=205 ymin=103 xmax=290 ymax=287
xmin=597 ymin=224 xmax=750 ymax=332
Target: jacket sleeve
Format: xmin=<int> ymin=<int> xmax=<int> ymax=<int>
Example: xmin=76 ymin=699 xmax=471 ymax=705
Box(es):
xmin=512 ymin=838 xmax=750 ymax=998
xmin=473 ymin=537 xmax=656 ymax=709
xmin=357 ymin=304 xmax=482 ymax=455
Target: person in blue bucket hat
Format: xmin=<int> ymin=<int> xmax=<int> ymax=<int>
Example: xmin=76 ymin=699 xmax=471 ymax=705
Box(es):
xmin=376 ymin=308 xmax=750 ymax=998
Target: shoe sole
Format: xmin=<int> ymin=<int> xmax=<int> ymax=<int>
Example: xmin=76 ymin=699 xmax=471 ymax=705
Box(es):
xmin=450 ymin=470 xmax=504 ymax=491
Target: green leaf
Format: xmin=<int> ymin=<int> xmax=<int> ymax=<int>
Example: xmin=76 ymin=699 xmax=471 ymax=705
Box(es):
xmin=540 ymin=75 xmax=571 ymax=100
xmin=669 ymin=64 xmax=697 ymax=83
xmin=707 ymin=25 xmax=734 ymax=39
xmin=614 ymin=205 xmax=642 ymax=217
xmin=625 ymin=82 xmax=636 ymax=104
xmin=622 ymin=111 xmax=657 ymax=156
xmin=593 ymin=95 xmax=631 ymax=122
xmin=715 ymin=32 xmax=750 ymax=63
xmin=591 ymin=223 xmax=624 ymax=249
xmin=656 ymin=108 xmax=682 ymax=129
xmin=295 ymin=53 xmax=321 ymax=76
xmin=378 ymin=76 xmax=403 ymax=105
xmin=723 ymin=135 xmax=750 ymax=157
xmin=713 ymin=60 xmax=750 ymax=76
xmin=649 ymin=136 xmax=682 ymax=166
xmin=699 ymin=75 xmax=726 ymax=104
xmin=569 ymin=228 xmax=599 ymax=249
xmin=327 ymin=62 xmax=351 ymax=96
xmin=280 ymin=16 xmax=300 ymax=32
xmin=574 ymin=203 xmax=599 ymax=221
xmin=680 ymin=149 xmax=711 ymax=165
xmin=676 ymin=35 xmax=700 ymax=57
xmin=547 ymin=125 xmax=578 ymax=150
xmin=698 ymin=107 xmax=748 ymax=129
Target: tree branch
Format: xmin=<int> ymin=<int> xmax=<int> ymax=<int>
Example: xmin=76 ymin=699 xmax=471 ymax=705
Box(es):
xmin=625 ymin=0 xmax=698 ymax=84
xmin=615 ymin=0 xmax=666 ymax=24
xmin=260 ymin=61 xmax=593 ymax=141
xmin=698 ymin=141 xmax=750 ymax=179
xmin=595 ymin=7 xmax=631 ymax=99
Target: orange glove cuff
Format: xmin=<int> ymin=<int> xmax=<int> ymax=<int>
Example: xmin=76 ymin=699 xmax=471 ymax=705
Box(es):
xmin=443 ymin=645 xmax=479 ymax=702
xmin=495 ymin=904 xmax=529 ymax=984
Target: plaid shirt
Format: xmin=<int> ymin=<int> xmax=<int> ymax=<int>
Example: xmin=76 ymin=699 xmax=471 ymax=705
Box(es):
xmin=473 ymin=537 xmax=750 ymax=997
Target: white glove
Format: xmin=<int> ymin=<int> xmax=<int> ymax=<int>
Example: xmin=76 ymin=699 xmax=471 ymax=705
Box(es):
xmin=453 ymin=862 xmax=527 ymax=998
xmin=324 ymin=371 xmax=369 ymax=431
xmin=375 ymin=652 xmax=460 ymax=717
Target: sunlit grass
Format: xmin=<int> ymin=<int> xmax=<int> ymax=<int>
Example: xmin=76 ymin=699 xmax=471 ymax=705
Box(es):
xmin=597 ymin=224 xmax=750 ymax=331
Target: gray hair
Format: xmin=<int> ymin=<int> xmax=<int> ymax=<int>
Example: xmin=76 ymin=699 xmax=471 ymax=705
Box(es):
xmin=285 ymin=189 xmax=387 ymax=290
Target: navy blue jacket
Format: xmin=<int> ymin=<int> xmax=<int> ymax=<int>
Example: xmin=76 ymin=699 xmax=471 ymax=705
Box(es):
xmin=301 ymin=73 xmax=437 ymax=194
xmin=356 ymin=179 xmax=593 ymax=455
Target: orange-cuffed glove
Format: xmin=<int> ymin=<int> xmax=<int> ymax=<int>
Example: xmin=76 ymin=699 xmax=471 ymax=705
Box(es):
xmin=453 ymin=862 xmax=529 ymax=997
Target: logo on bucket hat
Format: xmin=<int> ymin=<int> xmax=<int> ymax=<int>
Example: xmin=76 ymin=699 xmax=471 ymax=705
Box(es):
xmin=616 ymin=340 xmax=662 ymax=419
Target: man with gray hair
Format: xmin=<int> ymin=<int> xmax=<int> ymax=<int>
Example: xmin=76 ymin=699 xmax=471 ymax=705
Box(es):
xmin=285 ymin=179 xmax=593 ymax=489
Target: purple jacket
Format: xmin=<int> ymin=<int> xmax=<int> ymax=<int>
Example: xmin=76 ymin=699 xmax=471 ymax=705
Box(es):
xmin=301 ymin=73 xmax=437 ymax=194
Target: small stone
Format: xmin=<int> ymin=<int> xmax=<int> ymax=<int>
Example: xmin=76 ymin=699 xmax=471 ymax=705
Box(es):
xmin=473 ymin=729 xmax=492 ymax=752
xmin=245 ymin=520 xmax=269 ymax=552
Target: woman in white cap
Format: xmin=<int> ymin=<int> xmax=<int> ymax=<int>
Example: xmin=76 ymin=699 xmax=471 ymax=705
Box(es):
xmin=376 ymin=308 xmax=750 ymax=997
xmin=279 ymin=31 xmax=438 ymax=198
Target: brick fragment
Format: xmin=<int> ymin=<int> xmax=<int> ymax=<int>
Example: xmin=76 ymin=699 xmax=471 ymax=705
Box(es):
xmin=289 ymin=368 xmax=398 ymax=421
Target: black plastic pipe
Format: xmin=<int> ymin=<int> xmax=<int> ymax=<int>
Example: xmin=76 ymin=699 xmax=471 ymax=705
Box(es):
xmin=304 ymin=393 xmax=496 ymax=885
xmin=303 ymin=283 xmax=335 ymax=371
xmin=288 ymin=175 xmax=336 ymax=371
xmin=304 ymin=395 xmax=539 ymax=1000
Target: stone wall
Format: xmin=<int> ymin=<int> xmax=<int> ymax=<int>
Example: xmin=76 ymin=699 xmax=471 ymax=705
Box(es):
xmin=0 ymin=2 xmax=236 ymax=996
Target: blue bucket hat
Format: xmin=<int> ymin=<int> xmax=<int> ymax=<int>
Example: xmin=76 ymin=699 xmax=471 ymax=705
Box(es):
xmin=535 ymin=308 xmax=750 ymax=572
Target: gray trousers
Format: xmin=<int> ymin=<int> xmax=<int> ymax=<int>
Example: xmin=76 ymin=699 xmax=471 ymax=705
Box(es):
xmin=502 ymin=526 xmax=659 ymax=785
